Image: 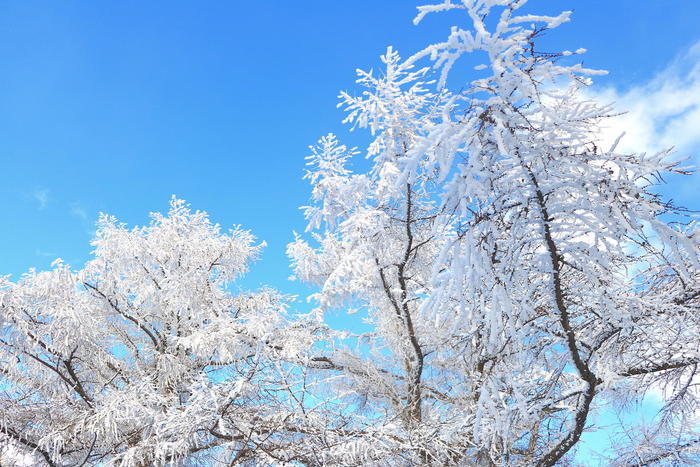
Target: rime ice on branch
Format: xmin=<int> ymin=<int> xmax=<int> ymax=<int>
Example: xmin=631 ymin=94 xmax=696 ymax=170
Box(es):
xmin=290 ymin=0 xmax=700 ymax=464
xmin=0 ymin=198 xmax=326 ymax=466
xmin=1 ymin=1 xmax=699 ymax=465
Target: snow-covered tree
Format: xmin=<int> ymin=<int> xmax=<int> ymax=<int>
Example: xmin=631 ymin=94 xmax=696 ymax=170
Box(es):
xmin=0 ymin=198 xmax=326 ymax=466
xmin=290 ymin=0 xmax=700 ymax=465
xmin=3 ymin=2 xmax=699 ymax=466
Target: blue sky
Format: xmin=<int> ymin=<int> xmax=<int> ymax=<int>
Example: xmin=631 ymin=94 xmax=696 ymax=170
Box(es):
xmin=1 ymin=0 xmax=699 ymax=286
xmin=1 ymin=1 xmax=699 ymax=462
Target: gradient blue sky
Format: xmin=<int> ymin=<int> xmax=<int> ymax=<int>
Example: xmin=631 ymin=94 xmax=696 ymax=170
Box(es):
xmin=2 ymin=0 xmax=699 ymax=284
xmin=1 ymin=1 xmax=699 ymax=462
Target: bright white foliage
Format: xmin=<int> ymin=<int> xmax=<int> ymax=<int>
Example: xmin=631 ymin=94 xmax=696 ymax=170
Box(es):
xmin=0 ymin=198 xmax=323 ymax=466
xmin=290 ymin=0 xmax=700 ymax=465
xmin=2 ymin=1 xmax=700 ymax=466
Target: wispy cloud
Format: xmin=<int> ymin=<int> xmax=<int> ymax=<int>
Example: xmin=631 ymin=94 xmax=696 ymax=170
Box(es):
xmin=69 ymin=202 xmax=96 ymax=238
xmin=590 ymin=41 xmax=700 ymax=163
xmin=69 ymin=203 xmax=88 ymax=221
xmin=34 ymin=248 xmax=56 ymax=258
xmin=584 ymin=44 xmax=700 ymax=417
xmin=32 ymin=188 xmax=50 ymax=209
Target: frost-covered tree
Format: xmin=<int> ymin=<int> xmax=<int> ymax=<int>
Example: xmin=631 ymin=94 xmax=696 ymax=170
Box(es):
xmin=290 ymin=0 xmax=700 ymax=465
xmin=0 ymin=198 xmax=326 ymax=466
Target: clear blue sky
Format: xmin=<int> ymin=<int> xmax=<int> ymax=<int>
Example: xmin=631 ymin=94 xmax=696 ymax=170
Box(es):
xmin=1 ymin=2 xmax=698 ymax=461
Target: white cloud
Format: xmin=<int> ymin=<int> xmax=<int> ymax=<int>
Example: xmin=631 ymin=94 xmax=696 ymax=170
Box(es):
xmin=69 ymin=203 xmax=88 ymax=221
xmin=589 ymin=41 xmax=700 ymax=164
xmin=69 ymin=202 xmax=96 ymax=238
xmin=583 ymin=42 xmax=700 ymax=425
xmin=32 ymin=188 xmax=50 ymax=209
xmin=34 ymin=248 xmax=56 ymax=258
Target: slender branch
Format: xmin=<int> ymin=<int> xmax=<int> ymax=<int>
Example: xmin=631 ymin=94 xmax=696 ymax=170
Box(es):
xmin=83 ymin=282 xmax=162 ymax=350
xmin=2 ymin=427 xmax=58 ymax=467
xmin=621 ymin=359 xmax=700 ymax=377
xmin=525 ymin=167 xmax=599 ymax=466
